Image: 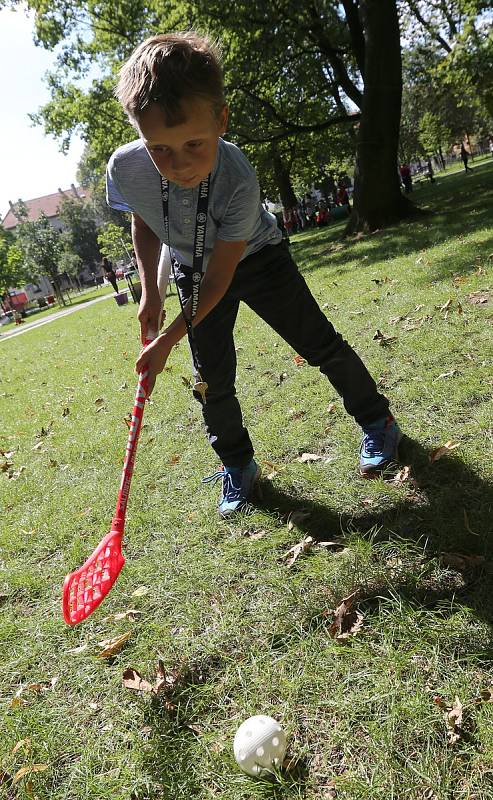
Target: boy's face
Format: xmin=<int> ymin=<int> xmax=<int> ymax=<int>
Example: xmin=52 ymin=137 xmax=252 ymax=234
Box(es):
xmin=137 ymin=97 xmax=228 ymax=188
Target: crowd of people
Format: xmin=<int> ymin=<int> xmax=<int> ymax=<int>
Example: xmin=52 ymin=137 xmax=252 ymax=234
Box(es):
xmin=275 ymin=174 xmax=352 ymax=237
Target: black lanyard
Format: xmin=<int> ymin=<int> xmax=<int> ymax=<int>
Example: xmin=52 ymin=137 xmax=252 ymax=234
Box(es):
xmin=160 ymin=175 xmax=210 ymax=402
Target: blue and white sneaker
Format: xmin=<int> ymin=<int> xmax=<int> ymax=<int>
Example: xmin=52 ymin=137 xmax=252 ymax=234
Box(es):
xmin=360 ymin=416 xmax=402 ymax=477
xmin=202 ymin=459 xmax=261 ymax=516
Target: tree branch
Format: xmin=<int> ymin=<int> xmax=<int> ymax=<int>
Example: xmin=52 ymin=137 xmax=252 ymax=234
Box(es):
xmin=232 ymin=112 xmax=360 ymax=145
xmin=305 ymin=2 xmax=364 ymax=108
xmin=341 ymin=0 xmax=366 ymax=77
xmin=406 ymin=0 xmax=452 ymax=53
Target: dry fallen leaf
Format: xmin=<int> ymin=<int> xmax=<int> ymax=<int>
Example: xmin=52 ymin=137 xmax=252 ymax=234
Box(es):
xmin=328 ymin=591 xmax=363 ymax=642
xmin=373 ymin=329 xmax=396 ymax=346
xmin=436 ymin=370 xmax=457 ymax=380
xmin=286 ymin=509 xmax=311 ymax=531
xmin=170 ymin=454 xmax=180 ymax=465
xmin=12 ymin=765 xmax=48 ymax=785
xmin=293 ymin=355 xmax=306 ymax=366
xmin=439 ymin=298 xmax=453 ymax=313
xmin=241 ymin=528 xmax=266 ymax=540
xmin=282 ymin=535 xmax=315 ymax=567
xmin=12 ymin=739 xmax=32 ymax=755
xmin=393 ymin=465 xmax=411 ymax=485
xmin=478 ymin=688 xmax=493 ymax=703
xmin=287 ymin=408 xmax=306 ymax=421
xmin=467 ymin=290 xmax=489 ymax=305
xmin=32 ymin=442 xmax=43 ymax=451
xmin=131 ymin=586 xmax=149 ymax=598
xmin=443 ymin=696 xmax=463 ymax=744
xmin=429 ymin=440 xmax=460 ymax=462
xmin=122 ymin=668 xmax=155 ymax=694
xmin=67 ymin=643 xmax=89 ymax=655
xmin=327 ymin=402 xmax=337 ymax=413
xmin=97 ymin=632 xmax=131 ymax=658
xmin=296 ymin=453 xmax=323 ymax=463
xmin=94 ymin=398 xmax=105 ymax=406
xmin=123 ymin=661 xmax=181 ymax=712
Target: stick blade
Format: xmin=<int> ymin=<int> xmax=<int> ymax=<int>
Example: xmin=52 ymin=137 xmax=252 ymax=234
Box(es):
xmin=62 ymin=530 xmax=125 ymax=625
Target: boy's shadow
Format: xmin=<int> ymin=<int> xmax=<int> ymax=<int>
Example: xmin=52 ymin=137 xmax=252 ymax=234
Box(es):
xmin=256 ymin=436 xmax=493 ymax=623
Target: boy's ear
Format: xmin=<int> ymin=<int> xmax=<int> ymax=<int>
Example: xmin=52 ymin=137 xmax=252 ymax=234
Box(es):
xmin=219 ymin=105 xmax=229 ymax=135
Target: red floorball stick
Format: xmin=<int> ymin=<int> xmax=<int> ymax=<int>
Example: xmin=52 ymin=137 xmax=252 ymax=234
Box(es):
xmin=62 ymin=353 xmax=151 ymax=625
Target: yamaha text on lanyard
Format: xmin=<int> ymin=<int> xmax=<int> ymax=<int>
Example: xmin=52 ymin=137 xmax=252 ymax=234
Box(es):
xmin=160 ymin=174 xmax=210 ymax=403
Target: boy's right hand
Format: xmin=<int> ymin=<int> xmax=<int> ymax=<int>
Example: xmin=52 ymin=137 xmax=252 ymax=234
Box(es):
xmin=138 ymin=292 xmax=164 ymax=344
xmin=135 ymin=335 xmax=171 ymax=396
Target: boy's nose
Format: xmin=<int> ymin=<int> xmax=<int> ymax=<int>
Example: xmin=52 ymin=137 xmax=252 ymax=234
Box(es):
xmin=170 ymin=152 xmax=191 ymax=174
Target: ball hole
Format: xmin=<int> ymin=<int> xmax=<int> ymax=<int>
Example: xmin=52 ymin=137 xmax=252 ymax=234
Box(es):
xmin=245 ymin=729 xmax=253 ymax=738
xmin=256 ymin=746 xmax=264 ymax=757
xmin=272 ymin=736 xmax=279 ymax=747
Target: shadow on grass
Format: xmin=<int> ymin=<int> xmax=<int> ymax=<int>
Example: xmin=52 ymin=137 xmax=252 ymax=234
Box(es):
xmin=256 ymin=435 xmax=493 ymax=621
xmin=291 ymin=159 xmax=493 ymax=285
xmin=137 ymin=698 xmax=310 ymax=800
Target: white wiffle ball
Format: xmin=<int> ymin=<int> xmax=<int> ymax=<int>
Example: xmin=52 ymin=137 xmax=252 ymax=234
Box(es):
xmin=233 ymin=715 xmax=287 ymax=777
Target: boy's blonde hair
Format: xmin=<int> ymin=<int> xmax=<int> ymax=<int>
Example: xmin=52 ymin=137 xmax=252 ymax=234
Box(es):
xmin=116 ymin=32 xmax=225 ymax=126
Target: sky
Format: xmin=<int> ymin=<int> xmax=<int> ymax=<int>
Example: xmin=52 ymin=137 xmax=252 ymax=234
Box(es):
xmin=0 ymin=6 xmax=85 ymax=222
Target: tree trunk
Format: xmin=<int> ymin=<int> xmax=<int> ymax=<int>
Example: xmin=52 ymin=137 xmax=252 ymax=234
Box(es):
xmin=271 ymin=147 xmax=298 ymax=208
xmin=346 ymin=0 xmax=414 ymax=234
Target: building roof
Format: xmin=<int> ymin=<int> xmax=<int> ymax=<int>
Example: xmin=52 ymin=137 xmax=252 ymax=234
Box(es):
xmin=2 ymin=185 xmax=91 ymax=230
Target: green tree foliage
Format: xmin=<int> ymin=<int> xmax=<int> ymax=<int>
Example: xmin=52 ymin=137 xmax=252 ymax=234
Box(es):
xmin=18 ymin=0 xmax=407 ymax=230
xmin=58 ymin=250 xmax=83 ymax=278
xmin=15 ymin=214 xmax=63 ymax=281
xmin=0 ymin=226 xmax=29 ymax=297
xmin=97 ymin=222 xmax=132 ymax=262
xmin=19 ymin=0 xmax=491 ymax=231
xmin=400 ymin=1 xmax=493 ymax=122
xmin=418 ymin=111 xmax=452 ymax=156
xmin=58 ymin=195 xmax=101 ymax=268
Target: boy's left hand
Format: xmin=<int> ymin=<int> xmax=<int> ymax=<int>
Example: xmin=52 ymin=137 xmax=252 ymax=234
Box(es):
xmin=135 ymin=334 xmax=171 ymax=396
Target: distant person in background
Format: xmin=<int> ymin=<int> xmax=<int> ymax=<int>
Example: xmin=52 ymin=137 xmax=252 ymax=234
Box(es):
xmin=426 ymin=158 xmax=436 ymax=183
xmin=315 ymin=201 xmax=329 ymax=227
xmin=101 ymin=257 xmax=119 ymax=292
xmin=336 ymin=181 xmax=349 ymax=206
xmin=399 ymin=163 xmax=413 ymax=193
xmin=304 ymin=193 xmax=316 ymax=227
xmin=460 ymin=143 xmax=473 ymax=172
xmin=488 ymin=136 xmax=493 ymax=158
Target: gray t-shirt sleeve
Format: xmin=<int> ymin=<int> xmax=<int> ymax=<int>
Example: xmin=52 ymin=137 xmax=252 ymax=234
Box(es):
xmin=216 ymin=171 xmax=260 ymax=242
xmin=106 ymin=160 xmax=134 ymax=213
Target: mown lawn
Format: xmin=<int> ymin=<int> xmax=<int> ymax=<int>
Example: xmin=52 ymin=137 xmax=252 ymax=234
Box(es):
xmin=1 ymin=159 xmax=492 ymax=800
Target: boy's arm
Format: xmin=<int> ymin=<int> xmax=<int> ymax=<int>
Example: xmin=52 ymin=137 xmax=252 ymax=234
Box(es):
xmin=136 ymin=238 xmax=246 ymax=393
xmin=132 ymin=212 xmax=163 ymax=342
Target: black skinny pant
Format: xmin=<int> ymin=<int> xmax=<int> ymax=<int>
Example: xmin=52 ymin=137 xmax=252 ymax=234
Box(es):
xmin=175 ymin=241 xmax=390 ymax=467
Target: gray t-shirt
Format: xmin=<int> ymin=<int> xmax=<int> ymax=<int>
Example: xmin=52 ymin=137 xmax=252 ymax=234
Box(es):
xmin=106 ymin=137 xmax=281 ymax=268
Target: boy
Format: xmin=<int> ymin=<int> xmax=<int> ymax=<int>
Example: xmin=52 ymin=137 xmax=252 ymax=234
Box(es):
xmin=107 ymin=32 xmax=401 ymax=516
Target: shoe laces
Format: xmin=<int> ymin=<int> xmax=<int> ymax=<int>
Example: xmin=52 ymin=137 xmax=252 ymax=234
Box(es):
xmin=202 ymin=468 xmax=243 ymax=502
xmin=361 ymin=428 xmax=386 ymax=457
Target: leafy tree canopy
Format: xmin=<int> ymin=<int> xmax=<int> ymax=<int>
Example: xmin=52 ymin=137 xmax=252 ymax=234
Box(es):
xmin=14 ymin=213 xmax=63 ymax=281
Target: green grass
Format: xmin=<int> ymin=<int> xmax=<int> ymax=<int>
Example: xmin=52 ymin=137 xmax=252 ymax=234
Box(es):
xmin=1 ymin=160 xmax=492 ymax=800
